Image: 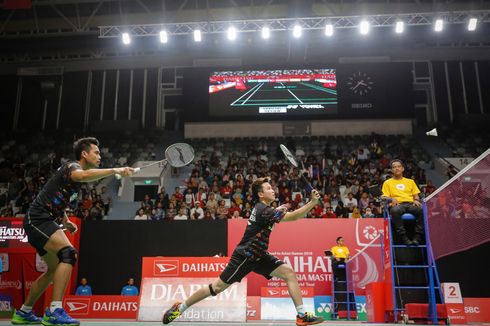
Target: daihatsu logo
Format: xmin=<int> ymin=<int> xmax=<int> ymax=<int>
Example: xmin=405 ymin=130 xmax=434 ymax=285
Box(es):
xmin=154 ymin=260 xmax=179 ymax=276
xmin=156 ymin=264 xmax=177 ymax=273
xmin=66 ymin=301 xmax=89 ymax=313
xmin=267 ymin=289 xmax=280 ymax=296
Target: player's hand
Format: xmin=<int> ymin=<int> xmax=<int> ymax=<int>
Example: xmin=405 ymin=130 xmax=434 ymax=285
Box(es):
xmin=391 ymin=198 xmax=399 ymax=206
xmin=65 ymin=220 xmax=78 ymax=234
xmin=276 ymin=204 xmax=290 ymax=214
xmin=310 ymin=189 xmax=320 ymax=204
xmin=413 ymin=200 xmax=422 ymax=207
xmin=114 ymin=167 xmax=135 ymax=177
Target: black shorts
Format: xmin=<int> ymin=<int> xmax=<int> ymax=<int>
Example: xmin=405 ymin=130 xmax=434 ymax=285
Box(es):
xmin=23 ymin=213 xmax=62 ymax=256
xmin=219 ymin=249 xmax=285 ymax=284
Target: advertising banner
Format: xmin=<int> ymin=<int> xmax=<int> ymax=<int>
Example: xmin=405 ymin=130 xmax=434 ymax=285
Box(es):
xmin=0 ymin=218 xmax=32 ymax=252
xmin=0 ymin=253 xmax=23 ymax=308
xmin=228 ymin=219 xmax=384 ymax=296
xmin=464 ymin=298 xmax=490 ymax=323
xmin=314 ymin=295 xmax=367 ymax=321
xmin=138 ymin=277 xmax=247 ymax=322
xmin=261 ymin=287 xmax=314 ymax=298
xmin=261 ymin=297 xmax=315 ymax=320
xmin=63 ymin=295 xmax=139 ymax=319
xmin=442 ymin=283 xmax=467 ymax=324
xmin=141 ymin=257 xmax=229 ymax=278
xmin=246 ymin=296 xmax=261 ymax=321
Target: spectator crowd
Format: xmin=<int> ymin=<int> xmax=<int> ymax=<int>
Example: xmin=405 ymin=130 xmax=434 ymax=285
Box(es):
xmin=131 ymin=134 xmax=431 ymax=220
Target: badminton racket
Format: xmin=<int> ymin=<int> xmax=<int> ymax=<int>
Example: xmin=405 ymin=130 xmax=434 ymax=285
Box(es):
xmin=279 ymin=144 xmax=315 ymax=192
xmin=115 ymin=143 xmax=195 ymax=179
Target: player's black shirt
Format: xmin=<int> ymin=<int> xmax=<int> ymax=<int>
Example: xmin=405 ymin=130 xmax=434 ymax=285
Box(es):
xmin=235 ymin=202 xmax=282 ymax=260
xmin=29 ymin=162 xmax=82 ymax=220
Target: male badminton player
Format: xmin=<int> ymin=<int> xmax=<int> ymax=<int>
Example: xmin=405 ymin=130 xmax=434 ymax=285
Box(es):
xmin=12 ymin=137 xmax=134 ymax=326
xmin=163 ymin=177 xmax=325 ymax=326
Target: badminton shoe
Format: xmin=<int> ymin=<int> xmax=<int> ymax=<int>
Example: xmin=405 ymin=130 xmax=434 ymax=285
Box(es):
xmin=296 ymin=312 xmax=325 ymax=326
xmin=162 ymin=302 xmax=182 ymax=324
xmin=41 ymin=308 xmax=79 ymax=326
xmin=11 ymin=310 xmax=42 ymax=324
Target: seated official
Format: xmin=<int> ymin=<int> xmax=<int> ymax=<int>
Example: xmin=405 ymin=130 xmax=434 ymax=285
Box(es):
xmin=381 ymin=159 xmax=424 ymax=245
xmin=331 ymin=236 xmax=350 ymax=280
xmin=75 ymin=277 xmax=92 ymax=296
xmin=121 ymin=278 xmax=139 ymax=296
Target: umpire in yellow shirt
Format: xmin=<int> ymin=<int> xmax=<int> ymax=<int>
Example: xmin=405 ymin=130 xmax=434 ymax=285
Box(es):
xmin=331 ymin=236 xmax=350 ymax=280
xmin=381 ymin=159 xmax=424 ymax=245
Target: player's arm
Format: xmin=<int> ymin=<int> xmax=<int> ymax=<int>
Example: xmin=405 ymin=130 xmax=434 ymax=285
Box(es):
xmin=71 ymin=167 xmax=134 ymax=183
xmin=281 ymin=189 xmax=320 ymax=222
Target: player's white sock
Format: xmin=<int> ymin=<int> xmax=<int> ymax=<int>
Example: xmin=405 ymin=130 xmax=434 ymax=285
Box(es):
xmin=20 ymin=305 xmax=33 ymax=313
xmin=50 ymin=301 xmax=63 ymax=312
xmin=296 ymin=305 xmax=305 ymax=316
xmin=178 ymin=302 xmax=188 ymax=313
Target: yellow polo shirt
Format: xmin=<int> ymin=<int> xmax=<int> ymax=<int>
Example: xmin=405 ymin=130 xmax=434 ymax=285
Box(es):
xmin=382 ymin=177 xmax=420 ymax=203
xmin=331 ymin=245 xmax=350 ymax=259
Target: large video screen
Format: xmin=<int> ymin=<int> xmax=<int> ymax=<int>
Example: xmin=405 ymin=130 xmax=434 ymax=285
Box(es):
xmin=209 ymin=69 xmax=337 ymax=116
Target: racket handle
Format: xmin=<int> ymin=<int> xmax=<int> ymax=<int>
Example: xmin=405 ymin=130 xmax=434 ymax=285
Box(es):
xmin=114 ymin=167 xmax=141 ymax=180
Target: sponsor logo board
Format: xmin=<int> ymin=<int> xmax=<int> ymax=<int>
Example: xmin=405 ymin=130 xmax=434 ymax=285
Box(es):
xmin=228 ymin=219 xmax=384 ymax=297
xmin=261 ymin=297 xmax=314 ymax=320
xmin=445 ymin=303 xmax=467 ymax=324
xmin=63 ymin=296 xmax=139 ymax=318
xmin=464 ymin=298 xmax=490 ymax=323
xmin=142 ymin=257 xmax=229 ymax=278
xmin=246 ymin=296 xmax=261 ymax=321
xmin=314 ymin=295 xmax=367 ymax=321
xmin=261 ymin=287 xmax=314 ymax=298
xmin=138 ymin=277 xmax=246 ymax=322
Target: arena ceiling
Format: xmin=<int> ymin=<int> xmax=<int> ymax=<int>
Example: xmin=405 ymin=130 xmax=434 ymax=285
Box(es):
xmin=1 ymin=0 xmax=490 ymax=65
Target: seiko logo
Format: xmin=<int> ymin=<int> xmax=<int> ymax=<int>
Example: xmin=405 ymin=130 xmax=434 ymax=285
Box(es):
xmin=154 ymin=260 xmax=179 ymax=276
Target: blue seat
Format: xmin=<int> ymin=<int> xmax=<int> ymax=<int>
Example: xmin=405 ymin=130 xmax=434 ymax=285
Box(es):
xmin=401 ymin=213 xmax=416 ymax=221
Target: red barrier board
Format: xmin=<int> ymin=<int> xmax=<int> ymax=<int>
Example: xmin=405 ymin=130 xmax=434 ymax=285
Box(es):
xmin=228 ymin=219 xmax=384 ymax=296
xmin=464 ymin=298 xmax=490 ymax=323
xmin=141 ymin=257 xmax=229 ymax=278
xmin=246 ymin=296 xmax=261 ymax=321
xmin=62 ymin=295 xmax=139 ymax=319
xmin=445 ymin=303 xmax=466 ymax=324
xmin=365 ymin=282 xmax=385 ymax=323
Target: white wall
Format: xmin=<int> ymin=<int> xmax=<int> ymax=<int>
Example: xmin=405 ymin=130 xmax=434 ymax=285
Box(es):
xmin=185 ymin=119 xmax=412 ymax=138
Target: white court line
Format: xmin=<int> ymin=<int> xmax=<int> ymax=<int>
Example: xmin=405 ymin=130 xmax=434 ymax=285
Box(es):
xmin=240 ymin=82 xmax=264 ymax=105
xmin=287 ymin=89 xmax=303 ymax=104
xmin=230 ymin=82 xmax=262 ymax=106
